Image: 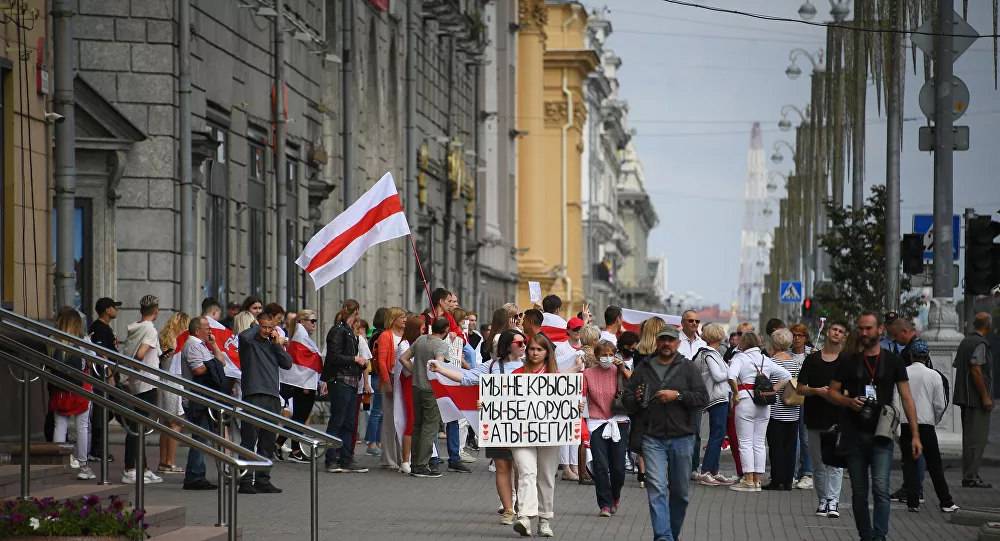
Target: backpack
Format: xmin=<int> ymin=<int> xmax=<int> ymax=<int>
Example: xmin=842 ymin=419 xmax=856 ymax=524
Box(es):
xmin=368 ymin=329 xmax=383 ymax=376
xmin=751 ymin=353 xmax=777 ymax=405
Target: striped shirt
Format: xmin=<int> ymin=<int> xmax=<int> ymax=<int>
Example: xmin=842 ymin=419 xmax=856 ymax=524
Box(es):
xmin=770 ymin=355 xmax=802 ymax=422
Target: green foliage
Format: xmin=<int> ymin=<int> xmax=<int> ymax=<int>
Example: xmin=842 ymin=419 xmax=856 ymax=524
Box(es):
xmin=0 ymin=495 xmax=147 ymax=539
xmin=816 ymin=184 xmax=920 ymax=323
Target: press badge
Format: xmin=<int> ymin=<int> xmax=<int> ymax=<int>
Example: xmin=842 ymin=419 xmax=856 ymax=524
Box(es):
xmin=865 ymin=385 xmax=876 ymax=399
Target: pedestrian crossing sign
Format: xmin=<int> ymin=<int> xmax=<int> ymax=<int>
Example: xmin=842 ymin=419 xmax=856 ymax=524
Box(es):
xmin=779 ymin=281 xmax=803 ymax=303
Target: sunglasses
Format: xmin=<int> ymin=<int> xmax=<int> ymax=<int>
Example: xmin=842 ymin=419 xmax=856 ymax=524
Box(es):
xmin=307 ymin=319 xmax=318 ymax=324
xmin=512 ymin=339 xmax=525 ymax=346
xmin=793 ymin=333 xmax=807 ymax=338
xmin=686 ymin=319 xmax=700 ymax=324
xmin=516 ymin=313 xmax=524 ymax=319
xmin=569 ymin=327 xmax=582 ymax=332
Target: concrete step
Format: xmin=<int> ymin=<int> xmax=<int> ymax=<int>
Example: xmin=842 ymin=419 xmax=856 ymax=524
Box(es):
xmin=143 ymin=504 xmax=187 ymax=537
xmin=950 ymin=508 xmax=1000 ymax=527
xmin=0 ymin=464 xmax=69 ymax=499
xmin=151 ymin=525 xmax=242 ymax=541
xmin=2 ymin=481 xmax=131 ymax=504
xmin=980 ymin=522 xmax=1000 ymax=541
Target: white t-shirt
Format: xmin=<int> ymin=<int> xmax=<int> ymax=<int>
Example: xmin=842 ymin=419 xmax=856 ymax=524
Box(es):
xmin=678 ymin=332 xmax=708 ymax=360
xmin=123 ymin=320 xmax=161 ymax=395
xmin=600 ymin=330 xmax=618 ymax=345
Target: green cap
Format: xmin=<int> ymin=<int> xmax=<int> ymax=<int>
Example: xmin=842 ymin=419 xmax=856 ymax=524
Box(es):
xmin=656 ymin=326 xmax=680 ymax=340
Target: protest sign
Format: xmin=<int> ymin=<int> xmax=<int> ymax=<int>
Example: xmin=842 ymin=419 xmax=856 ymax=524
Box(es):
xmin=528 ymin=281 xmax=542 ymax=303
xmin=478 ymin=373 xmax=583 ymax=447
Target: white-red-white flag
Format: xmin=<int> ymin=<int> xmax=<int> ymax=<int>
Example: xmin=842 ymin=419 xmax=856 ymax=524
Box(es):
xmin=540 ymin=313 xmax=569 ymax=344
xmin=171 ymin=317 xmax=241 ymax=379
xmin=296 ymin=172 xmax=410 ymax=290
xmin=282 ymin=324 xmax=323 ymax=390
xmin=620 ymin=308 xmax=682 ymax=334
xmin=428 ymin=369 xmax=478 ymax=427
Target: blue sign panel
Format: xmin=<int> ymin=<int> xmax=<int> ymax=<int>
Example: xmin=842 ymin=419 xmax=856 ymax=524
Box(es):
xmin=912 ymin=214 xmax=960 ymax=261
xmin=779 ymin=281 xmax=803 ymax=304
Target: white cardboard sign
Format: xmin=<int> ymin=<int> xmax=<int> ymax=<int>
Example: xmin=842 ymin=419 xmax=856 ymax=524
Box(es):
xmin=478 ymin=373 xmax=583 ymax=447
xmin=528 ymin=281 xmax=542 ymax=303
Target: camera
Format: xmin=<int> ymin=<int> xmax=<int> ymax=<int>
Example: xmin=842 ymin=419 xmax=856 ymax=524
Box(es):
xmin=859 ymin=396 xmax=879 ymax=423
xmin=44 ymin=112 xmax=65 ymax=124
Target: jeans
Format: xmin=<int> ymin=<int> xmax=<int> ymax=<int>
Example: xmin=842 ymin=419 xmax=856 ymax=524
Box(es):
xmin=807 ymin=429 xmax=844 ymax=506
xmin=899 ymin=455 xmax=926 ymax=496
xmin=240 ymin=394 xmax=280 ymax=486
xmin=53 ymin=404 xmax=92 ymax=466
xmin=700 ymin=401 xmax=729 ymax=474
xmin=277 ymin=385 xmax=317 ymax=454
xmin=324 ymin=382 xmax=360 ymax=467
xmin=365 ymin=378 xmax=383 ymax=444
xmin=846 ymin=431 xmax=893 ymax=541
xmin=795 ymin=413 xmax=812 ymax=478
xmin=411 ymin=388 xmax=441 ymax=471
xmin=900 ymin=424 xmax=954 ymax=508
xmin=184 ymin=407 xmax=213 ymax=484
xmin=590 ymin=423 xmax=629 ymax=510
xmin=765 ymin=420 xmax=799 ymax=486
xmin=446 ymin=420 xmax=461 ymax=463
xmin=691 ymin=408 xmax=703 ymax=472
xmin=124 ymin=390 xmax=158 ymax=471
xmin=642 ymin=434 xmax=694 ymax=541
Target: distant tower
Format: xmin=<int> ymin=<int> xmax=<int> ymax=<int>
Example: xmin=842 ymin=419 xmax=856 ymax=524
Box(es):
xmin=736 ymin=123 xmax=773 ymax=323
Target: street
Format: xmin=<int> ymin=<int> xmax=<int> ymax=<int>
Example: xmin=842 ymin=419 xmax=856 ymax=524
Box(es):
xmin=131 ymin=441 xmax=998 ymax=541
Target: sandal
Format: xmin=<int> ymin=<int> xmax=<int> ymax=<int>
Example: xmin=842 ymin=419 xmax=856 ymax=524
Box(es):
xmin=157 ymin=463 xmax=184 ymax=474
xmin=962 ymin=478 xmax=993 ymax=488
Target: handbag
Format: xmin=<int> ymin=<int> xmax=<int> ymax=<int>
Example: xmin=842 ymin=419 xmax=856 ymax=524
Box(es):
xmin=820 ymin=423 xmax=852 ymax=468
xmin=611 ymin=370 xmax=628 ymax=415
xmin=781 ymin=377 xmax=805 ymax=406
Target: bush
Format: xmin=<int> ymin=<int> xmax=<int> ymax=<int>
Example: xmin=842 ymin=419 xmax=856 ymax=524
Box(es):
xmin=0 ymin=495 xmax=147 ymax=539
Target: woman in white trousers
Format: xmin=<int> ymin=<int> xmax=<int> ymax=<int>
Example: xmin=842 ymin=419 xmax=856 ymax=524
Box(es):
xmin=726 ymin=332 xmax=791 ymax=492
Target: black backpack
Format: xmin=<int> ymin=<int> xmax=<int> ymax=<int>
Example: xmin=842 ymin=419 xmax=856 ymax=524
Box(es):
xmin=751 ymin=353 xmax=777 ymax=405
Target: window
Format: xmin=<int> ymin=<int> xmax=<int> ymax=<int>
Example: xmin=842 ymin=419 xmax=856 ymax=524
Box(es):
xmin=248 ymin=137 xmax=267 ymax=299
xmin=51 ymin=201 xmax=92 ymax=320
xmin=286 ymin=220 xmax=301 ymax=309
xmin=204 ymin=124 xmax=229 ymax=303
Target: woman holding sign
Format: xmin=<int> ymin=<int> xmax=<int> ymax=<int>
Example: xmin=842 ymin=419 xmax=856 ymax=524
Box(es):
xmin=508 ymin=333 xmax=564 ymax=538
xmin=430 ymin=329 xmax=525 ymax=525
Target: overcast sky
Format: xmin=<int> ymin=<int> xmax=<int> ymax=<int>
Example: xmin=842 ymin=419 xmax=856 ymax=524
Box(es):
xmin=588 ymin=0 xmax=1000 ymax=308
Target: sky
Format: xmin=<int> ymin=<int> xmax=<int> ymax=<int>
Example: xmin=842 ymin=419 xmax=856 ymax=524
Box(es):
xmin=587 ymin=0 xmax=1000 ymax=308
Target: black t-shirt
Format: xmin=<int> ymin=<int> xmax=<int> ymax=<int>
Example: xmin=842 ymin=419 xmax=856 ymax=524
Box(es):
xmin=88 ymin=320 xmax=118 ymax=352
xmin=833 ymin=349 xmax=908 ymax=432
xmin=798 ymin=351 xmax=846 ymax=430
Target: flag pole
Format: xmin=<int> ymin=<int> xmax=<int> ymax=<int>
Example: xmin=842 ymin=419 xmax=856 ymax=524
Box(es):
xmin=408 ymin=234 xmax=435 ymax=313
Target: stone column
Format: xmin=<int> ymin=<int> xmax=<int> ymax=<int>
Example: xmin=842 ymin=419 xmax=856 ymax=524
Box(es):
xmin=923 ymin=298 xmax=965 ymax=438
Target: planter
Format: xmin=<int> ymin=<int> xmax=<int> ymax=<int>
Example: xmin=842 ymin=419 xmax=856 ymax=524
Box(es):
xmin=15 ymin=537 xmax=128 ymax=540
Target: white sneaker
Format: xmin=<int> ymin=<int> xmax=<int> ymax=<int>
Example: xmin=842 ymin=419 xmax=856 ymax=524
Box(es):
xmin=459 ymin=450 xmax=477 ymax=464
xmin=144 ymin=470 xmax=163 ymax=484
xmin=690 ymin=470 xmax=700 ymax=481
xmin=488 ymin=460 xmax=497 ymax=473
xmin=399 ymin=462 xmax=411 ymax=475
xmin=69 ymin=456 xmax=80 ymax=469
xmin=513 ymin=517 xmax=532 ymax=537
xmin=940 ymin=504 xmax=960 ymax=513
xmin=696 ymin=473 xmax=720 ymax=486
xmin=729 ymin=479 xmax=757 ymax=492
xmin=122 ymin=470 xmax=137 ymax=484
xmin=76 ymin=467 xmax=96 ymax=480
xmin=538 ymin=519 xmax=554 ymax=537
xmin=795 ymin=476 xmax=814 ymax=489
xmin=713 ymin=473 xmax=736 ymax=485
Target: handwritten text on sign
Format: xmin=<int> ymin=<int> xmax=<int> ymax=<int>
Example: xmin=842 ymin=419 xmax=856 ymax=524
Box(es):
xmin=478 ymin=373 xmax=583 ymax=447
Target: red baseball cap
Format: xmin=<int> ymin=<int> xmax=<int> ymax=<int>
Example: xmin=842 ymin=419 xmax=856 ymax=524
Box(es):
xmin=567 ymin=317 xmax=584 ymax=331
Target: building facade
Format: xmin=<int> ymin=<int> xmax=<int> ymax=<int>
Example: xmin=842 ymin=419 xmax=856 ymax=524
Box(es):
xmin=515 ymin=0 xmax=597 ymax=316
xmin=616 ymin=140 xmax=660 ymax=311
xmin=581 ymin=10 xmax=630 ymax=312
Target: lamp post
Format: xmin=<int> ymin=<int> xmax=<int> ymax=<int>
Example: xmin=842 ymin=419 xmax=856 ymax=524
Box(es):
xmin=771 ymin=141 xmax=795 ymax=166
xmin=778 ymin=104 xmax=809 ymax=132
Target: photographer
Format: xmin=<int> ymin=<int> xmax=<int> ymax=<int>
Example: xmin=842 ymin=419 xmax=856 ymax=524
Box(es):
xmin=827 ymin=311 xmax=922 ymax=541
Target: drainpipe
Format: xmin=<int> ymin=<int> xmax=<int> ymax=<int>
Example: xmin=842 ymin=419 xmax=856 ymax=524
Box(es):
xmin=342 ymin=0 xmax=355 ymax=301
xmin=473 ymin=60 xmax=483 ymax=319
xmin=404 ymin=0 xmax=418 ymax=310
xmin=178 ymin=0 xmax=194 ymax=314
xmin=275 ymin=0 xmax=288 ymax=307
xmin=53 ymin=0 xmax=77 ymax=309
xmin=560 ymin=69 xmax=572 ymax=306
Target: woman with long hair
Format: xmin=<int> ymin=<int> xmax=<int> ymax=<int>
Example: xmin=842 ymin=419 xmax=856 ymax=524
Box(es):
xmin=485 ymin=308 xmax=512 ymax=361
xmin=509 ymin=333 xmax=561 ymax=537
xmin=727 ymin=331 xmax=792 ymax=492
xmin=156 ymin=312 xmax=190 ymax=474
xmin=232 ymin=296 xmax=263 ymax=335
xmin=584 ymin=339 xmax=632 ymax=516
xmin=375 ymin=307 xmax=407 ymax=469
xmin=278 ymin=309 xmax=327 ymax=463
xmin=50 ymin=309 xmax=96 ymax=480
xmin=565 ymin=325 xmax=601 ymax=483
xmin=321 ymin=299 xmax=368 ymax=473
xmin=636 ymin=317 xmax=667 ymax=358
xmin=431 ymin=328 xmax=526 ymax=524
xmin=393 ymin=314 xmax=425 ymax=474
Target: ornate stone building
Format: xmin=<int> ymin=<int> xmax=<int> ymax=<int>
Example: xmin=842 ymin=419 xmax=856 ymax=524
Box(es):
xmin=515 ymin=0 xmax=598 ymax=316
xmin=616 ymin=140 xmax=661 ymax=311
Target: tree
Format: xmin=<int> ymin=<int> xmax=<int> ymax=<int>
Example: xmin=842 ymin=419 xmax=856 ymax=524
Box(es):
xmin=816 ymin=184 xmax=920 ymax=323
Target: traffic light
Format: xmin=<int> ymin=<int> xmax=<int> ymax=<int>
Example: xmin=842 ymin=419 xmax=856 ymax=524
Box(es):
xmin=965 ymin=215 xmax=1000 ymax=295
xmin=901 ymin=233 xmax=924 ymax=275
xmin=802 ymin=298 xmax=813 ymax=319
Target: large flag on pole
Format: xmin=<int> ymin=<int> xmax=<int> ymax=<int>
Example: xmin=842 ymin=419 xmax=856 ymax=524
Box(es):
xmin=281 ymin=323 xmax=323 ymax=390
xmin=296 ymin=172 xmax=410 ymax=290
xmin=621 ymin=309 xmax=682 ymax=334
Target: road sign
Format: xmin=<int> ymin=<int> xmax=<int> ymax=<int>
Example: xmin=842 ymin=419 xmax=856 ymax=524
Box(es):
xmin=918 ymin=77 xmax=970 ymax=120
xmin=912 ymin=214 xmax=960 ymax=261
xmin=910 ymin=12 xmax=980 ymax=62
xmin=918 ymin=126 xmax=970 ymax=151
xmin=779 ymin=281 xmax=803 ymax=303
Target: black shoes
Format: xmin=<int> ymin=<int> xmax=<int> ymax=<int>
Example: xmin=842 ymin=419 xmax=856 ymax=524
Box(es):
xmin=183 ymin=479 xmax=218 ymax=491
xmin=238 ymin=484 xmax=257 ymax=495
xmin=255 ymin=482 xmax=283 ymax=494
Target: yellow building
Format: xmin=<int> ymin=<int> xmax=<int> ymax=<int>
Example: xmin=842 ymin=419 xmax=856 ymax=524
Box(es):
xmin=516 ymin=0 xmax=597 ymax=316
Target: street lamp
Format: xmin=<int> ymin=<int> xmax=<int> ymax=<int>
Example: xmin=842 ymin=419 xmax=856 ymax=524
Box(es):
xmin=786 ymin=48 xmax=825 ymax=80
xmin=798 ymin=1 xmax=817 ymax=21
xmin=771 ymin=140 xmax=795 ymax=165
xmin=768 ymin=171 xmax=788 ymax=192
xmin=778 ymin=104 xmax=809 ymax=131
xmin=829 ymin=0 xmax=851 ymax=22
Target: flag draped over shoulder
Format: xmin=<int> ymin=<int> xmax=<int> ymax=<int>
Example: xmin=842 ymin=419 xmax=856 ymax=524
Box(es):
xmin=428 ymin=369 xmax=478 ymax=427
xmin=171 ymin=317 xmax=241 ymax=380
xmin=282 ymin=324 xmax=322 ymax=390
xmin=621 ymin=309 xmax=682 ymax=333
xmin=540 ymin=313 xmax=569 ymax=344
xmin=296 ymin=172 xmax=410 ymax=290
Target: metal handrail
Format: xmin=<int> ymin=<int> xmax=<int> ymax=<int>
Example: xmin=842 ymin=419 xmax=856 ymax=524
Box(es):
xmin=0 ymin=309 xmax=337 ymax=541
xmin=0 ymin=309 xmax=340 ymax=450
xmin=0 ymin=348 xmax=268 ymax=541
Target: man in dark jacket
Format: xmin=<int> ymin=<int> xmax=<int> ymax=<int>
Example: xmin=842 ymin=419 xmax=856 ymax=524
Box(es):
xmin=623 ymin=325 xmax=708 ymax=541
xmin=953 ymin=313 xmax=994 ymax=488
